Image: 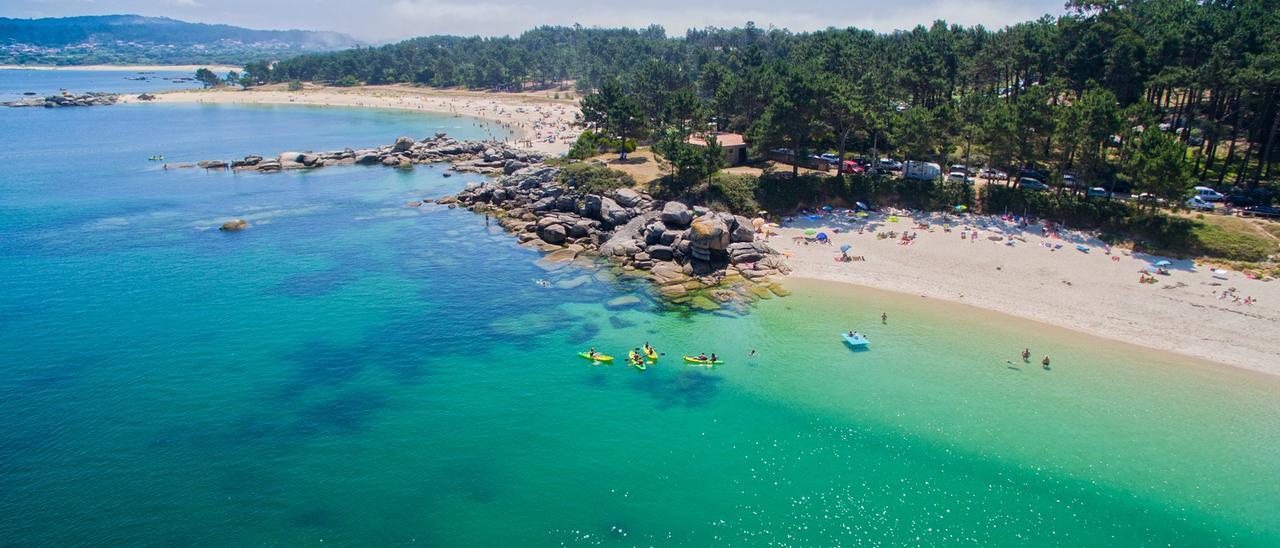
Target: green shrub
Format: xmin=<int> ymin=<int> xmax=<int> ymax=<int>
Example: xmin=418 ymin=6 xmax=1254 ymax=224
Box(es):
xmin=556 ymin=162 xmax=636 ymax=194
xmin=287 ymin=80 xmax=304 ymax=91
xmin=333 ymin=75 xmax=359 ymax=87
xmin=705 ymin=173 xmax=760 ymax=214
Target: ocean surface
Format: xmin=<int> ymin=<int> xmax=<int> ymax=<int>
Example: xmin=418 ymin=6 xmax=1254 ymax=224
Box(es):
xmin=0 ymin=69 xmax=203 ymax=101
xmin=2 ymin=81 xmax=1279 ymax=545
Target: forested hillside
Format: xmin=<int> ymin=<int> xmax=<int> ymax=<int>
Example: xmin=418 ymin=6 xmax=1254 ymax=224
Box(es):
xmin=0 ymin=15 xmax=357 ymax=65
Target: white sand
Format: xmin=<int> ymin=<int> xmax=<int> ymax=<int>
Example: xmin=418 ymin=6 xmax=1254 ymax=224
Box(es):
xmin=770 ymin=209 xmax=1280 ymax=375
xmin=0 ymin=64 xmax=242 ymax=72
xmin=118 ymin=84 xmax=582 ymax=155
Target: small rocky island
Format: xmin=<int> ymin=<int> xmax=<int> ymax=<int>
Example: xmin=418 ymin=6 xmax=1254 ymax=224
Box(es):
xmin=4 ymin=91 xmax=120 ymax=108
xmin=193 ymin=134 xmax=790 ymax=312
xmin=185 ymin=133 xmax=543 ymax=174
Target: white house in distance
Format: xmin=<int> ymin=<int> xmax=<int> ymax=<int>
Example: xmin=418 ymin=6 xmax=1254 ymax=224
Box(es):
xmin=686 ymin=132 xmax=748 ymax=166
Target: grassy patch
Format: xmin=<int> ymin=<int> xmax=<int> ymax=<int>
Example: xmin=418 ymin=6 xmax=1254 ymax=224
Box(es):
xmin=1187 ymin=215 xmax=1279 ymax=262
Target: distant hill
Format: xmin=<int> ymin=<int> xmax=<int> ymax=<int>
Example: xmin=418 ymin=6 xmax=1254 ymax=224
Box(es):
xmin=0 ymin=15 xmax=359 ymax=65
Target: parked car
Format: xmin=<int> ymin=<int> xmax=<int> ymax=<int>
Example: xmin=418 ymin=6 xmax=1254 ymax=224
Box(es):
xmin=904 ymin=161 xmax=942 ymax=181
xmin=839 ymin=160 xmax=865 ymax=174
xmin=946 ymin=170 xmax=974 ymax=183
xmin=1019 ymin=178 xmax=1050 ymax=191
xmin=1242 ymin=205 xmax=1280 ymax=218
xmin=818 ymin=153 xmax=840 ymax=164
xmin=1193 ymin=186 xmax=1225 ymax=202
xmin=1019 ymin=167 xmax=1049 ymax=181
xmin=978 ymin=167 xmax=1008 ymax=180
xmin=1136 ymin=192 xmax=1166 ymax=204
xmin=1086 ymin=187 xmax=1113 ymax=198
xmin=1224 ymin=194 xmax=1256 ymax=207
xmin=1063 ymin=174 xmax=1084 ymax=188
xmin=878 ymin=158 xmax=903 ymax=171
xmin=1186 ymin=196 xmax=1215 ymax=211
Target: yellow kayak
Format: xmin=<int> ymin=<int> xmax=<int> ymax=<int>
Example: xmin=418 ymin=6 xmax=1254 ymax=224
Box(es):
xmin=643 ymin=347 xmax=658 ymax=360
xmin=683 ymin=356 xmax=724 ymax=365
xmin=579 ymin=352 xmax=613 ymax=362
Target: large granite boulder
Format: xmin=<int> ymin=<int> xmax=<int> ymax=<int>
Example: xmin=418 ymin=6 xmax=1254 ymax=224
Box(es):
xmin=688 ymin=213 xmax=731 ymax=253
xmin=614 ymin=188 xmax=643 ymax=208
xmin=730 ymin=215 xmax=755 ymax=243
xmin=580 ymin=194 xmax=603 ymax=219
xmin=599 ymin=197 xmax=631 ymax=227
xmin=219 ymin=219 xmax=248 ymax=232
xmin=660 ymin=201 xmax=692 ymax=227
xmin=392 ymin=136 xmax=415 ymax=152
xmin=647 ymin=245 xmax=674 ymax=261
xmin=538 ymin=223 xmax=567 ymax=244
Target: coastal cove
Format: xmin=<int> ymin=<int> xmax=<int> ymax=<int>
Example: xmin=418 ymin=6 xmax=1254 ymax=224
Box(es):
xmin=3 ymin=96 xmax=1280 ymax=545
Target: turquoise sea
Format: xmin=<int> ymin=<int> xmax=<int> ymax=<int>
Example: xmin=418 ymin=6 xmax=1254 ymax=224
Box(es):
xmin=2 ymin=83 xmax=1280 ymax=545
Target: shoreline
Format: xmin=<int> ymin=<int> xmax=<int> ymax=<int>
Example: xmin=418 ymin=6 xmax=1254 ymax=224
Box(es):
xmin=769 ymin=210 xmax=1280 ymax=376
xmin=118 ymin=84 xmax=582 ymax=155
xmin=0 ymin=64 xmax=241 ymax=72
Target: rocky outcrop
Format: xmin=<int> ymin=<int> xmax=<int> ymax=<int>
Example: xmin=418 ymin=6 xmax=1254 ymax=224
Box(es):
xmin=219 ymin=219 xmax=248 ymax=232
xmin=451 ymin=163 xmax=791 ymax=312
xmin=193 ymin=135 xmax=545 ymax=175
xmin=4 ymin=91 xmax=119 ymax=108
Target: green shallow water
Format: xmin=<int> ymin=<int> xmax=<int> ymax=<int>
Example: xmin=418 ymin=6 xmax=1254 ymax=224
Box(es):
xmin=1 ymin=97 xmax=1279 ymax=546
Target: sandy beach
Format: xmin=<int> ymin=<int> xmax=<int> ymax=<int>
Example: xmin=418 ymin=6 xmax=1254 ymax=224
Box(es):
xmin=770 ymin=208 xmax=1280 ymax=375
xmin=118 ymin=84 xmax=582 ymax=155
xmin=0 ymin=64 xmax=243 ymax=73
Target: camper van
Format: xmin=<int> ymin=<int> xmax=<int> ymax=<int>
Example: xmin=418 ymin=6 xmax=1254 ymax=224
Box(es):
xmin=903 ymin=161 xmax=942 ymax=181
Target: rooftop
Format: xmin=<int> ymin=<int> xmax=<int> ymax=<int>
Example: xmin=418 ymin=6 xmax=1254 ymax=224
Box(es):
xmin=687 ymin=132 xmax=746 ymax=148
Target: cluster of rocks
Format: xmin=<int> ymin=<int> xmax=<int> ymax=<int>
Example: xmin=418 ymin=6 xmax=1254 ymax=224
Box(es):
xmin=451 ymin=165 xmax=792 ymax=311
xmin=4 ymin=92 xmax=119 ymax=108
xmin=184 ymin=134 xmax=542 ymax=174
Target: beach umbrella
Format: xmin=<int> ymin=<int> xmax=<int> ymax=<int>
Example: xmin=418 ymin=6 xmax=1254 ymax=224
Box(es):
xmin=839 ymin=244 xmax=852 ymax=252
xmin=804 ymin=228 xmax=818 ymax=236
xmin=856 ymin=202 xmax=868 ymax=210
xmin=1154 ymin=260 xmax=1172 ymax=267
xmin=822 ymin=205 xmax=833 ymax=211
xmin=816 ymin=232 xmax=829 ymax=241
xmin=954 ymin=204 xmax=968 ymax=212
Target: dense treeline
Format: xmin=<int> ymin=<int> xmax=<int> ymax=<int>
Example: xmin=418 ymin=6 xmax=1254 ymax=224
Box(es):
xmin=271 ymin=0 xmax=1280 ymax=196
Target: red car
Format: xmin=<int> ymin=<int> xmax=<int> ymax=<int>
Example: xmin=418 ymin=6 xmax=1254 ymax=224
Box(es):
xmin=840 ymin=160 xmax=865 ymax=174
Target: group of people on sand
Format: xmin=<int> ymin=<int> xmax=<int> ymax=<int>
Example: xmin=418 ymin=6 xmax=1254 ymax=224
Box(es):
xmin=1216 ymin=287 xmax=1256 ymax=305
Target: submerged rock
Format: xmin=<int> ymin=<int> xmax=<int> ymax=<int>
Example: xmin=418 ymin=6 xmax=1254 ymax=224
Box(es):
xmin=605 ymin=295 xmax=643 ymax=310
xmin=219 ymin=219 xmax=248 ymax=232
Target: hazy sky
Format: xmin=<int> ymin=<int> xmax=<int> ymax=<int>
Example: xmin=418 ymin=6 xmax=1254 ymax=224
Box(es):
xmin=5 ymin=0 xmax=1067 ymax=42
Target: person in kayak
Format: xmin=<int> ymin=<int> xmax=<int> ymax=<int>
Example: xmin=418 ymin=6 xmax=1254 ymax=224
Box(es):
xmin=709 ymin=353 xmax=718 ymax=362
xmin=697 ymin=353 xmax=709 ymax=361
xmin=644 ymin=342 xmax=654 ymax=354
xmin=588 ymin=347 xmax=598 ymax=359
xmin=1021 ymin=348 xmax=1031 ymax=362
